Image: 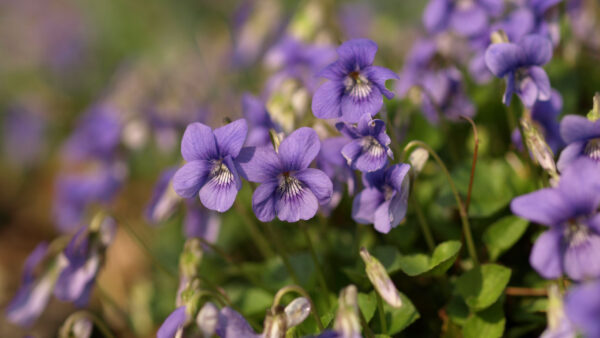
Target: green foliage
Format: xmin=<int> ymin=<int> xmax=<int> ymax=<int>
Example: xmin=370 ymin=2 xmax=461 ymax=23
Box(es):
xmin=397 ymin=240 xmax=462 ymax=276
xmin=483 ymin=216 xmax=529 ymax=261
xmin=463 ymin=298 xmax=506 ymax=338
xmin=456 ymin=264 xmax=512 ymax=311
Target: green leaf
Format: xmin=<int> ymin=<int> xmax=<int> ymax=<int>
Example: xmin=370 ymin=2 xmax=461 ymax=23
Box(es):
xmin=397 ymin=241 xmax=462 ymax=276
xmin=227 ymin=286 xmax=273 ymax=316
xmin=446 ymin=295 xmax=470 ymax=326
xmin=456 ymin=264 xmax=511 ymax=311
xmin=463 ymin=298 xmax=506 ymax=338
xmin=358 ymin=292 xmax=377 ymax=323
xmin=483 ymin=216 xmax=529 ymax=261
xmin=379 ymin=291 xmax=420 ymax=335
xmin=372 ymin=246 xmax=403 ymax=274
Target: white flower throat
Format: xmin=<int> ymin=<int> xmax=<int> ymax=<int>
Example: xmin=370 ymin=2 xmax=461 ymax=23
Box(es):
xmin=345 ymin=71 xmax=372 ymax=100
xmin=278 ymin=173 xmax=304 ymax=199
xmin=361 ymin=136 xmax=384 ymax=157
xmin=210 ymin=160 xmax=234 ymax=185
xmin=584 ymin=138 xmax=600 ymax=160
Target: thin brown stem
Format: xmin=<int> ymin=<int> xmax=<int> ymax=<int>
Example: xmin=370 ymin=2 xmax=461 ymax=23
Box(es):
xmin=505 ymin=287 xmax=548 ymax=297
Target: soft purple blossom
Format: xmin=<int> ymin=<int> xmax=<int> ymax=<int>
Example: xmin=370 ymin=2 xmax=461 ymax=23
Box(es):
xmin=2 ymin=104 xmax=46 ymax=167
xmin=557 ymin=115 xmax=600 ymax=172
xmin=216 ymin=307 xmax=261 ymax=338
xmin=5 ymin=242 xmax=54 ymax=327
xmin=423 ymin=0 xmax=504 ymax=37
xmin=338 ymin=3 xmax=373 ymax=40
xmin=157 ymin=306 xmax=188 ymax=338
xmin=567 ymin=0 xmax=600 ymax=51
xmin=485 ymin=34 xmax=553 ymax=108
xmin=352 ymin=164 xmax=411 ymax=234
xmin=184 ymin=201 xmax=221 ymax=242
xmin=316 ymin=137 xmax=356 ymax=215
xmin=172 ymin=119 xmax=248 ymax=212
xmin=565 ymin=280 xmax=600 ymax=338
xmin=242 ymin=93 xmax=280 ymax=147
xmin=54 ymin=218 xmax=116 ymax=307
xmin=312 ymin=39 xmax=399 ymax=123
xmin=237 ymin=127 xmax=333 ymax=222
xmin=145 ymin=168 xmax=179 ymax=224
xmin=336 ymin=114 xmax=393 ymax=172
xmin=511 ymin=158 xmax=600 ymax=280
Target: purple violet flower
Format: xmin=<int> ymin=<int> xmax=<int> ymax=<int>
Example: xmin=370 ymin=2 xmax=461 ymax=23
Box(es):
xmin=184 ymin=200 xmax=221 ymax=242
xmin=557 ymin=115 xmax=600 ymax=172
xmin=565 ymin=280 xmax=600 ymax=338
xmin=54 ymin=217 xmax=116 ymax=307
xmin=237 ymin=127 xmax=333 ymax=222
xmin=423 ymin=0 xmax=504 ymax=37
xmin=172 ymin=119 xmax=248 ymax=212
xmin=242 ymin=93 xmax=280 ymax=147
xmin=216 ymin=307 xmax=261 ymax=338
xmin=5 ymin=242 xmax=54 ymax=327
xmin=312 ymin=39 xmax=399 ymax=123
xmin=316 ymin=137 xmax=356 ymax=215
xmin=352 ymin=164 xmax=411 ymax=234
xmin=485 ymin=34 xmax=553 ymax=108
xmin=511 ymin=158 xmax=600 ymax=280
xmin=157 ymin=306 xmax=188 ymax=338
xmin=145 ymin=168 xmax=179 ymax=224
xmin=336 ymin=114 xmax=393 ymax=172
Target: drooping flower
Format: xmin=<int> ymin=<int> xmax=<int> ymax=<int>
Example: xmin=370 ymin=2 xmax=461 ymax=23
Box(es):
xmin=423 ymin=0 xmax=504 ymax=37
xmin=316 ymin=137 xmax=356 ymax=215
xmin=530 ymin=89 xmax=564 ymax=153
xmin=172 ymin=119 xmax=248 ymax=212
xmin=352 ymin=164 xmax=411 ymax=234
xmin=242 ymin=93 xmax=280 ymax=147
xmin=511 ymin=158 xmax=600 ymax=280
xmin=360 ymin=247 xmax=403 ymax=308
xmin=237 ymin=127 xmax=333 ymax=222
xmin=485 ymin=34 xmax=553 ymax=108
xmin=565 ymin=280 xmax=600 ymax=338
xmin=54 ymin=216 xmax=116 ymax=307
xmin=5 ymin=242 xmax=57 ymax=327
xmin=557 ymin=115 xmax=600 ymax=172
xmin=312 ymin=39 xmax=399 ymax=123
xmin=336 ymin=114 xmax=393 ymax=172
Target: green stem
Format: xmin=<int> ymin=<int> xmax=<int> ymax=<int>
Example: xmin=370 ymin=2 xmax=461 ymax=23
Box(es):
xmin=403 ymin=141 xmax=479 ymax=266
xmin=233 ymin=202 xmax=275 ymax=259
xmin=271 ymin=285 xmax=324 ymax=331
xmin=358 ymin=308 xmax=375 ymax=338
xmin=300 ymin=223 xmax=331 ymax=302
xmin=377 ymin=293 xmax=387 ymax=334
xmin=264 ymin=222 xmax=301 ymax=285
xmin=410 ymin=194 xmax=435 ymax=252
xmin=116 ymin=217 xmax=178 ymax=280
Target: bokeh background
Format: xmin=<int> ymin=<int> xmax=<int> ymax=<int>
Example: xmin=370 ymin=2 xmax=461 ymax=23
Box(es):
xmin=0 ymin=0 xmax=599 ymax=337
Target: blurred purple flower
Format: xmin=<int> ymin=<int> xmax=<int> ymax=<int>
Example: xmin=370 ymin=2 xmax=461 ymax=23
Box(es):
xmin=511 ymin=158 xmax=600 ymax=280
xmin=157 ymin=306 xmax=188 ymax=338
xmin=557 ymin=115 xmax=600 ymax=172
xmin=216 ymin=307 xmax=261 ymax=338
xmin=316 ymin=137 xmax=356 ymax=215
xmin=485 ymin=34 xmax=553 ymax=108
xmin=567 ymin=0 xmax=600 ymax=51
xmin=184 ymin=201 xmax=221 ymax=242
xmin=565 ymin=280 xmax=600 ymax=338
xmin=264 ymin=36 xmax=336 ymax=94
xmin=54 ymin=217 xmax=116 ymax=307
xmin=242 ymin=93 xmax=280 ymax=147
xmin=338 ymin=2 xmax=373 ymax=40
xmin=145 ymin=168 xmax=179 ymax=224
xmin=352 ymin=163 xmax=410 ymax=234
xmin=423 ymin=0 xmax=504 ymax=37
xmin=2 ymin=104 xmax=46 ymax=167
xmin=237 ymin=128 xmax=333 ymax=222
xmin=531 ymin=89 xmax=564 ymax=153
xmin=172 ymin=120 xmax=248 ymax=212
xmin=336 ymin=114 xmax=393 ymax=172
xmin=5 ymin=242 xmax=54 ymax=327
xmin=312 ymin=39 xmax=398 ymax=123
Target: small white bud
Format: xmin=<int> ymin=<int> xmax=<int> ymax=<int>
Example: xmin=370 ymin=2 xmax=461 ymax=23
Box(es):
xmin=196 ymin=302 xmax=219 ymax=338
xmin=360 ymin=247 xmax=403 ymax=308
xmin=284 ymin=297 xmax=311 ymax=328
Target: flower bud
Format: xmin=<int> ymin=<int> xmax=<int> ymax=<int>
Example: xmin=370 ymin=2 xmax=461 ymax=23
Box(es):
xmin=59 ymin=314 xmax=93 ymax=338
xmin=521 ymin=117 xmax=558 ymax=180
xmin=587 ymin=92 xmax=600 ymax=122
xmin=196 ymin=302 xmax=219 ymax=338
xmin=360 ymin=247 xmax=403 ymax=308
xmin=263 ymin=306 xmax=287 ymax=338
xmin=334 ymin=285 xmax=361 ymax=337
xmin=284 ymin=297 xmax=311 ymax=328
xmin=408 ymin=147 xmax=429 ymax=177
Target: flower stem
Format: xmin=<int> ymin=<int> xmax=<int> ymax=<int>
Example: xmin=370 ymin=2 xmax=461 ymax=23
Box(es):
xmin=116 ymin=216 xmax=178 ymax=281
xmin=505 ymin=287 xmax=548 ymax=297
xmin=271 ymin=284 xmax=324 ymax=331
xmin=233 ymin=202 xmax=275 ymax=258
xmin=264 ymin=221 xmax=301 ymax=285
xmin=410 ymin=194 xmax=435 ymax=252
xmin=376 ymin=293 xmax=387 ymax=334
xmin=300 ymin=223 xmax=331 ymax=303
xmin=403 ymin=141 xmax=479 ymax=266
xmin=358 ymin=307 xmax=375 ymax=338
xmin=460 ymin=115 xmax=479 ymax=213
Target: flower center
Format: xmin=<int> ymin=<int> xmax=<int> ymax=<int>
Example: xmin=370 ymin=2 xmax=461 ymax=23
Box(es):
xmin=564 ymin=221 xmax=590 ymax=247
xmin=584 ymin=138 xmax=600 ymax=160
xmin=210 ymin=160 xmax=234 ymax=186
xmin=383 ymin=185 xmax=395 ymax=200
xmin=277 ymin=173 xmax=304 ymax=199
xmin=361 ymin=136 xmax=384 ymax=157
xmin=344 ymin=71 xmax=372 ymax=100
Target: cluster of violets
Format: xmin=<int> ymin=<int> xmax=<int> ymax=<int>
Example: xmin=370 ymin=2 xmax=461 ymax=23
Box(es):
xmin=4 ymin=0 xmax=600 ymax=337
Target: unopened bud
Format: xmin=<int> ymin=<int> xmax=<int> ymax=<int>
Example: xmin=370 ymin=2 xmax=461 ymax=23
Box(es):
xmin=334 ymin=285 xmax=361 ymax=337
xmin=490 ymin=30 xmax=509 ymax=44
xmin=408 ymin=147 xmax=429 ymax=177
xmin=360 ymin=247 xmax=403 ymax=308
xmin=284 ymin=297 xmax=311 ymax=328
xmin=521 ymin=117 xmax=558 ymax=180
xmin=587 ymin=93 xmax=600 ymax=122
xmin=59 ymin=314 xmax=93 ymax=338
xmin=196 ymin=302 xmax=219 ymax=338
xmin=263 ymin=306 xmax=287 ymax=338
